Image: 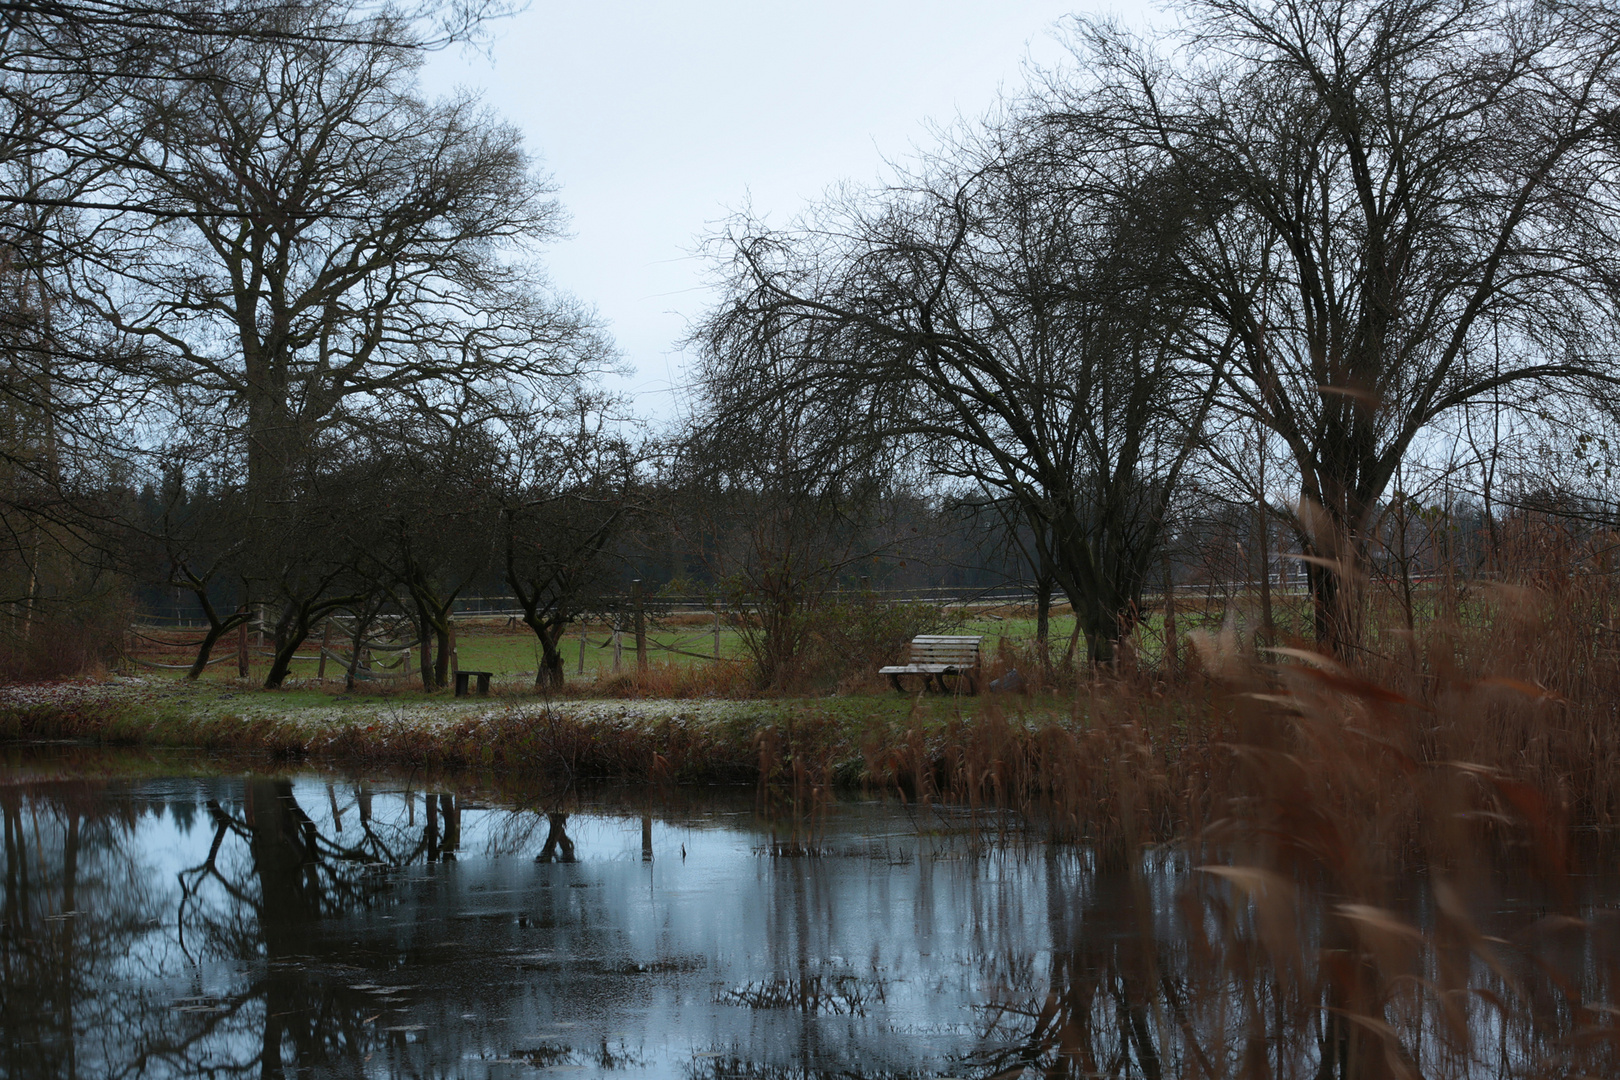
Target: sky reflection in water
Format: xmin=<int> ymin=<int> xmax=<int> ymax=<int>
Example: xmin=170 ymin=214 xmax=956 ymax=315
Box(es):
xmin=3 ymin=759 xmax=1619 ymax=1079
xmin=2 ymin=768 xmax=1089 ymax=1078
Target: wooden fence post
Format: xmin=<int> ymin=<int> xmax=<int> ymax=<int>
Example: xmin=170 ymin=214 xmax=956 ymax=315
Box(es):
xmin=317 ymin=619 xmax=332 ymax=681
xmin=713 ymin=602 xmax=721 ymax=660
xmin=236 ymin=612 xmax=249 ymax=679
xmin=633 ymin=579 xmax=648 ymax=675
xmin=577 ymin=632 xmax=587 ymax=676
xmin=1163 ymin=556 xmax=1178 ymax=680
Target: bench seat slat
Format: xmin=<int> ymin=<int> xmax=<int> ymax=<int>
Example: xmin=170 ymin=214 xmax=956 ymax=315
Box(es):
xmin=879 ymin=633 xmax=982 ymax=694
xmin=908 ymin=637 xmax=981 ymax=661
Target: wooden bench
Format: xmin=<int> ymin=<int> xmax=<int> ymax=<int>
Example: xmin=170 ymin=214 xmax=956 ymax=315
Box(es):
xmin=454 ymin=670 xmax=493 ymax=697
xmin=879 ymin=635 xmax=983 ymax=695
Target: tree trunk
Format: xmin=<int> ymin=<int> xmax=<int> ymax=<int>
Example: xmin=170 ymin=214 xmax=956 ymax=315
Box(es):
xmin=264 ymin=598 xmax=357 ymax=689
xmin=264 ymin=633 xmax=304 ymax=689
xmin=415 ymin=600 xmax=435 ymax=690
xmin=1302 ymin=541 xmax=1368 ymax=662
xmin=345 ymin=605 xmax=378 ymax=692
xmin=433 ymin=619 xmax=452 ymax=688
xmin=1035 ymin=576 xmax=1052 ymax=643
xmin=186 ymin=604 xmax=252 ymax=679
xmin=525 ymin=613 xmax=567 ymax=689
xmin=237 ymin=615 xmax=249 ymax=678
xmin=264 ymin=604 xmax=303 ymax=689
xmin=537 ymin=635 xmax=565 ymax=689
xmin=186 ymin=622 xmax=230 ymax=680
xmin=1257 ymin=498 xmax=1274 ymax=649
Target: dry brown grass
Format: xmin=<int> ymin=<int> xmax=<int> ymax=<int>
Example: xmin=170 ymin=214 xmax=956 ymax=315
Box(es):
xmin=558 ymin=657 xmax=758 ymax=699
xmin=0 ymin=604 xmax=127 ymax=681
xmin=861 ymin=551 xmax=1620 ymax=1077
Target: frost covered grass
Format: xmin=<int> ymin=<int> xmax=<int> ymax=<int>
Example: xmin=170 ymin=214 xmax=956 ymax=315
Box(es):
xmin=0 ymin=675 xmax=935 ymax=782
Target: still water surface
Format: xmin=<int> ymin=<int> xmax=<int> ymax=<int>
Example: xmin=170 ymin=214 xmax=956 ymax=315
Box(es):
xmin=4 ymin=750 xmax=1620 ymax=1079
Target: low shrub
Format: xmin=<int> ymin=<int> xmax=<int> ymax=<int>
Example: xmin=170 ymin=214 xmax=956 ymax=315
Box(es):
xmin=0 ymin=599 xmax=129 ymax=682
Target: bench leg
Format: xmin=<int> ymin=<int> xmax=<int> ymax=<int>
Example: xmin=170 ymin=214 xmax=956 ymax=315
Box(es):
xmin=477 ymin=673 xmax=491 ymax=695
xmin=454 ymin=672 xmax=470 ymax=697
xmin=889 ymin=673 xmax=906 ymax=694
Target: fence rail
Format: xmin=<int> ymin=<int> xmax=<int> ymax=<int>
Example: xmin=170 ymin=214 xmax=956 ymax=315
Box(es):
xmin=129 ymin=580 xmax=1331 ymax=630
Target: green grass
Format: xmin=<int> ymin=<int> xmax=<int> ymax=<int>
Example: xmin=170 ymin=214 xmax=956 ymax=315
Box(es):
xmin=455 ymin=623 xmax=751 ymax=678
xmin=127 ymin=586 xmax=1478 ymax=699
xmin=130 ymin=600 xmax=1281 ymax=694
xmin=136 ymin=620 xmax=755 ymax=686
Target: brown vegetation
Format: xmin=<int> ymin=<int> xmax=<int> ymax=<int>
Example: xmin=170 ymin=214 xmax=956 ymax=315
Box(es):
xmin=18 ymin=556 xmax=1620 ymax=1075
xmin=0 ymin=602 xmax=128 ymax=682
xmin=864 ymin=562 xmax=1620 ymax=1075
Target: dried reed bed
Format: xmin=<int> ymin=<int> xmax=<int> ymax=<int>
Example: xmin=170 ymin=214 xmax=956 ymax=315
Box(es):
xmin=854 ymin=564 xmax=1620 ymax=845
xmin=861 ymin=563 xmax=1620 ymax=1076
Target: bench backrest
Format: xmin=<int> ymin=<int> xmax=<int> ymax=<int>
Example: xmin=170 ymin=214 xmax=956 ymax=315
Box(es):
xmin=909 ymin=635 xmax=982 ymax=667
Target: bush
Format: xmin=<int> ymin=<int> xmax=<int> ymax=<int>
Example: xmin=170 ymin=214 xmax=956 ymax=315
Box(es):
xmin=0 ymin=597 xmax=130 ymax=682
xmin=804 ymin=594 xmax=949 ymax=693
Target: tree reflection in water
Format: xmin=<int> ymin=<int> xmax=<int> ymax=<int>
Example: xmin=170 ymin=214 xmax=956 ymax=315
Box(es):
xmin=1 ymin=771 xmax=553 ymax=1079
xmin=1 ymin=777 xmax=148 ymax=1080
xmin=535 ymin=812 xmax=576 ymax=862
xmin=170 ymin=779 xmax=530 ymax=1076
xmin=4 ymin=767 xmax=1620 ymax=1079
xmin=964 ymin=848 xmax=1620 ymax=1080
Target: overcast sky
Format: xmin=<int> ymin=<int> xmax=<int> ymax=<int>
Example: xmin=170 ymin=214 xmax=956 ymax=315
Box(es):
xmin=424 ymin=2 xmax=1153 ymax=419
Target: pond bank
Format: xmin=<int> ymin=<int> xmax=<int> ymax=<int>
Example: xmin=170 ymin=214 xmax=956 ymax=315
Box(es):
xmin=0 ymin=676 xmax=1026 ymax=786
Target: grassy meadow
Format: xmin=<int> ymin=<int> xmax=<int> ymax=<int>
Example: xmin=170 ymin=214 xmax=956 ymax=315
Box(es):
xmin=121 ymin=587 xmax=1332 ymax=697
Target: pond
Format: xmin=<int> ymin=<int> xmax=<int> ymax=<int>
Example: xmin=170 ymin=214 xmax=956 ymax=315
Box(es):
xmin=4 ymin=748 xmax=1619 ymax=1079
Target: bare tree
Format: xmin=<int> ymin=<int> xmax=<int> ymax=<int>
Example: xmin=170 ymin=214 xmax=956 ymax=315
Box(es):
xmin=698 ymin=125 xmax=1216 ymax=664
xmin=680 ymin=330 xmax=921 ymax=688
xmin=1049 ymin=0 xmax=1620 ymax=651
xmin=367 ymin=412 xmax=504 ymax=690
xmin=148 ymin=465 xmax=255 ymax=679
xmin=498 ymin=398 xmax=636 ymax=690
xmin=80 ymin=0 xmax=612 ymax=521
xmin=0 ymin=0 xmax=518 ymax=193
xmin=0 ymin=0 xmax=603 ymax=676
